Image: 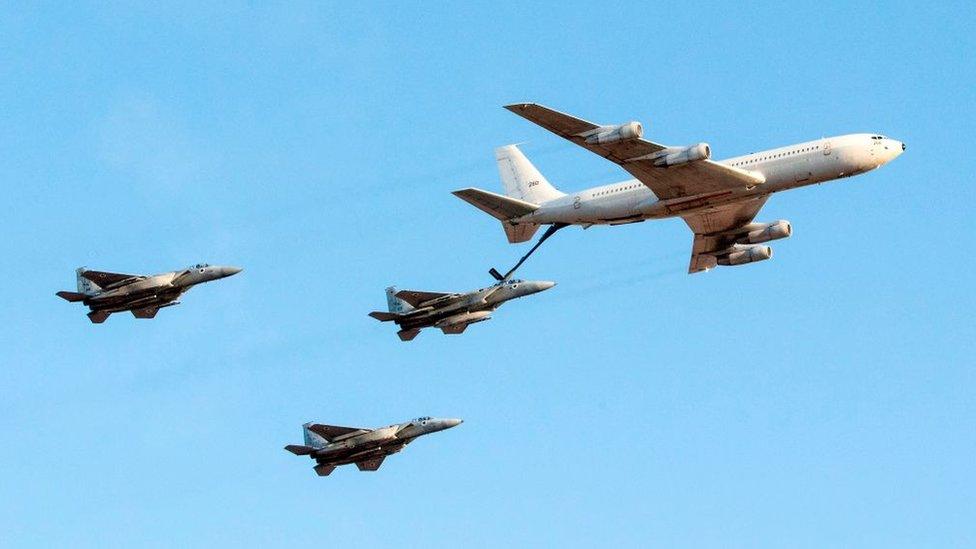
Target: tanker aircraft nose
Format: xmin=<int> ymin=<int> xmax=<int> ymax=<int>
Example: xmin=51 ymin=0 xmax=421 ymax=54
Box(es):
xmin=882 ymin=137 xmax=906 ymax=163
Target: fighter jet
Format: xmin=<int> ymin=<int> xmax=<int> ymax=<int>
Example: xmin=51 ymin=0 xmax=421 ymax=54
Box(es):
xmin=56 ymin=264 xmax=242 ymax=323
xmin=368 ymin=277 xmax=556 ymax=341
xmin=285 ymin=417 xmax=463 ymax=476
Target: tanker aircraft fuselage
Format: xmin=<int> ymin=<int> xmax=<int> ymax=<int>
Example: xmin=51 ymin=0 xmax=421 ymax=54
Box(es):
xmin=453 ymin=103 xmax=906 ymax=273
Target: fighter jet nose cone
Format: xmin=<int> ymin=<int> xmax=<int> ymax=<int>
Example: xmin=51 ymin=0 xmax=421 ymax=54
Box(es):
xmin=223 ymin=266 xmax=243 ymax=277
xmin=446 ymin=418 xmax=463 ymax=428
xmin=541 ymin=281 xmax=557 ymax=290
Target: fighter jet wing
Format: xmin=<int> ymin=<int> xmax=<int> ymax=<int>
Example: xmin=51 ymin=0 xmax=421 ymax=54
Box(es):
xmin=355 ymin=456 xmax=386 ymax=471
xmin=394 ymin=290 xmax=459 ymax=308
xmin=684 ymin=197 xmax=769 ymax=273
xmin=80 ymin=270 xmax=146 ymax=289
xmin=504 ymin=103 xmax=764 ymax=200
xmin=307 ymin=423 xmax=372 ymax=442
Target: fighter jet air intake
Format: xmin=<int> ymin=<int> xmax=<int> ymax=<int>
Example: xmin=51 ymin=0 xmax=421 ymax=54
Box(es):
xmin=369 ymin=277 xmax=556 ymax=341
xmin=453 ymin=103 xmax=906 ymax=273
xmin=56 ymin=264 xmax=242 ymax=323
xmin=285 ymin=417 xmax=463 ymax=476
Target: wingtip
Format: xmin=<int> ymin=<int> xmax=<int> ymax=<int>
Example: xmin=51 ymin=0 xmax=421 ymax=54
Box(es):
xmin=504 ymin=102 xmax=534 ymax=111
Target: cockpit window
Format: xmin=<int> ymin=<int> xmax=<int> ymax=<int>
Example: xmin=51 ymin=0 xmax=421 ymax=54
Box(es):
xmin=193 ymin=263 xmax=210 ymax=269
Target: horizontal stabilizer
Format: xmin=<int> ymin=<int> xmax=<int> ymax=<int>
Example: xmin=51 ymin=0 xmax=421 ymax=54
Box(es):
xmin=56 ymin=291 xmax=87 ymax=302
xmin=87 ymin=311 xmax=110 ymax=324
xmin=452 ymin=188 xmax=539 ymax=221
xmin=356 ymin=456 xmax=386 ymax=471
xmin=314 ymin=463 xmax=337 ymax=476
xmin=284 ymin=444 xmax=315 ymax=456
xmin=368 ymin=311 xmax=399 ymax=322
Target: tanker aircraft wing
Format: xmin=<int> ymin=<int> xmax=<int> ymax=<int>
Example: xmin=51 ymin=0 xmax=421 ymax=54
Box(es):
xmin=504 ymin=102 xmax=764 ymax=200
xmin=684 ymin=197 xmax=770 ymax=273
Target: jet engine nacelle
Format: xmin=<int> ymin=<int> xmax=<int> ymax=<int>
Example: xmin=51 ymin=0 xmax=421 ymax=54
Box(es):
xmin=717 ymin=244 xmax=772 ymax=266
xmin=737 ymin=220 xmax=792 ymax=245
xmin=585 ymin=121 xmax=644 ymax=144
xmin=435 ymin=310 xmax=492 ymax=328
xmin=653 ymin=143 xmax=711 ymax=167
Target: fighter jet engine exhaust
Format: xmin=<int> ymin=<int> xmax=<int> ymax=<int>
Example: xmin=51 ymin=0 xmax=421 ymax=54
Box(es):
xmin=652 ymin=143 xmax=711 ymax=167
xmin=717 ymin=244 xmax=773 ymax=267
xmin=585 ymin=122 xmax=644 ymax=144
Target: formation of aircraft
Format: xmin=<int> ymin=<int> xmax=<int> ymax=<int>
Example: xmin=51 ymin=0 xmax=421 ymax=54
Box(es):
xmin=369 ymin=277 xmax=556 ymax=341
xmin=284 ymin=417 xmax=463 ymax=476
xmin=56 ymin=102 xmax=906 ymax=476
xmin=56 ymin=264 xmax=242 ymax=323
xmin=454 ymin=103 xmax=905 ymax=273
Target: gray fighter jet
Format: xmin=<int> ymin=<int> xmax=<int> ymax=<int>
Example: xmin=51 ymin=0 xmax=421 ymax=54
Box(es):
xmin=56 ymin=264 xmax=242 ymax=323
xmin=285 ymin=417 xmax=463 ymax=476
xmin=368 ymin=277 xmax=556 ymax=341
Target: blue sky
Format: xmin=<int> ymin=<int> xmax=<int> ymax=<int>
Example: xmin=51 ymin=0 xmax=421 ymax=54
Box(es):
xmin=1 ymin=2 xmax=974 ymax=547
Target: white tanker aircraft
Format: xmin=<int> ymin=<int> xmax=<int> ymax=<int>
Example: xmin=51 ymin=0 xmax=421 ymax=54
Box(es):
xmin=454 ymin=103 xmax=905 ymax=273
